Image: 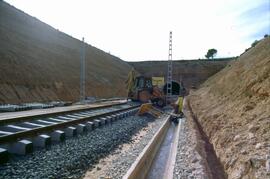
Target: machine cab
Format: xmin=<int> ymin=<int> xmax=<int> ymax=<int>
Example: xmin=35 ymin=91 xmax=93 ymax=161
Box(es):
xmin=135 ymin=76 xmax=153 ymax=90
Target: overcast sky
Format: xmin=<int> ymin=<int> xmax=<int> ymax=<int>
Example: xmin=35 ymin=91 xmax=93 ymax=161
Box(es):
xmin=5 ymin=0 xmax=270 ymax=61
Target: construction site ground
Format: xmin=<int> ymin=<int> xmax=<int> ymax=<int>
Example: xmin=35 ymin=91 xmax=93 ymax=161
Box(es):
xmin=84 ymin=102 xmax=227 ymax=179
xmin=0 ymin=1 xmax=269 ymax=178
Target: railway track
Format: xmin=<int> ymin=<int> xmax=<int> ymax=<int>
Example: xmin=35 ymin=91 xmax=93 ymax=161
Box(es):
xmin=0 ymin=102 xmax=140 ymax=163
xmin=0 ymin=99 xmax=127 ymax=125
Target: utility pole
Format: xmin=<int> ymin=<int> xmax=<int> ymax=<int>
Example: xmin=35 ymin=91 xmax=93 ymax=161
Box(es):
xmin=80 ymin=37 xmax=86 ymax=103
xmin=166 ymin=31 xmax=173 ymax=103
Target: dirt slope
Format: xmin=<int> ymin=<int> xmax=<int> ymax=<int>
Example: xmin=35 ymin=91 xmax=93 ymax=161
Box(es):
xmin=188 ymin=37 xmax=270 ymax=178
xmin=129 ymin=59 xmax=231 ymax=90
xmin=0 ymin=1 xmax=132 ymax=104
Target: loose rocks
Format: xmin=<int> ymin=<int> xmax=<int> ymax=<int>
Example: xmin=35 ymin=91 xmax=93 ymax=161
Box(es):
xmin=173 ymin=118 xmax=207 ymax=179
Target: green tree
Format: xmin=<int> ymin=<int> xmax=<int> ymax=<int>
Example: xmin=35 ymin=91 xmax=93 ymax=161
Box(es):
xmin=205 ymin=49 xmax=217 ymax=59
xmin=251 ymin=40 xmax=259 ymax=47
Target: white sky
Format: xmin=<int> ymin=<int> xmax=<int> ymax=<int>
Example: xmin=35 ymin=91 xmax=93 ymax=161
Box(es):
xmin=5 ymin=0 xmax=270 ymax=61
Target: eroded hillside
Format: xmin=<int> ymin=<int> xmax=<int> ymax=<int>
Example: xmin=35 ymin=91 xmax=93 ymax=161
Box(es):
xmin=0 ymin=1 xmax=132 ymax=104
xmin=188 ymin=37 xmax=270 ymax=178
xmin=0 ymin=1 xmax=245 ymax=106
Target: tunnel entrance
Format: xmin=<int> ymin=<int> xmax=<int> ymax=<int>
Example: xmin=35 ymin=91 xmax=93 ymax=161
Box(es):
xmin=163 ymin=81 xmax=180 ymax=95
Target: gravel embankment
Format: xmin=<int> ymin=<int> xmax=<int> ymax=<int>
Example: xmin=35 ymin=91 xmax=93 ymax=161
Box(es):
xmin=173 ymin=118 xmax=206 ymax=179
xmin=84 ymin=115 xmax=166 ymax=178
xmin=0 ymin=115 xmax=153 ymax=179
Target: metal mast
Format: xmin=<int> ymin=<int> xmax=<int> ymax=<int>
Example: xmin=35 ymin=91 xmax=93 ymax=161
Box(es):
xmin=80 ymin=37 xmax=86 ymax=102
xmin=166 ymin=31 xmax=173 ymax=103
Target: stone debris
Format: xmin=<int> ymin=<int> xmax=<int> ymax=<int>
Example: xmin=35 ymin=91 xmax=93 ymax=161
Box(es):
xmin=173 ymin=118 xmax=207 ymax=179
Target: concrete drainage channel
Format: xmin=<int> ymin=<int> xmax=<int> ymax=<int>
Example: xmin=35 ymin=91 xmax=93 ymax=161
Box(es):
xmin=0 ymin=104 xmax=139 ymax=164
xmin=123 ymin=114 xmax=183 ymax=179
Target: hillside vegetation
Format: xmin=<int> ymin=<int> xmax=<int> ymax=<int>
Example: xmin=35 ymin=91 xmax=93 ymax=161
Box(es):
xmin=188 ymin=37 xmax=270 ymax=178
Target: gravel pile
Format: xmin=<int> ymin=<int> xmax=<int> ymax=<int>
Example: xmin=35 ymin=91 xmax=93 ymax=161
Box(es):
xmin=0 ymin=115 xmax=153 ymax=179
xmin=173 ymin=118 xmax=206 ymax=179
xmin=98 ymin=115 xmax=166 ymax=178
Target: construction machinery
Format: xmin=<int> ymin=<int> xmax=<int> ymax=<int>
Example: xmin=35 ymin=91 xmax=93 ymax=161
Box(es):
xmin=127 ymin=74 xmax=166 ymax=107
xmin=137 ymin=103 xmax=183 ymax=124
xmin=137 ymin=103 xmax=164 ymax=118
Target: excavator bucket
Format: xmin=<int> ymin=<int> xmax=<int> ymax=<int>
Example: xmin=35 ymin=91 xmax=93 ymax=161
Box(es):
xmin=137 ymin=103 xmax=163 ymax=118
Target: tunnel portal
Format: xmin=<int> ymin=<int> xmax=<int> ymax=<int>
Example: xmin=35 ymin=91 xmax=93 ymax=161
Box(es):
xmin=163 ymin=81 xmax=180 ymax=95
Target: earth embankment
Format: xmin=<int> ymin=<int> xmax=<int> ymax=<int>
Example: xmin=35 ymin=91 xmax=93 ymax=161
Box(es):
xmin=129 ymin=59 xmax=231 ymax=90
xmin=0 ymin=1 xmax=132 ymax=104
xmin=188 ymin=37 xmax=270 ymax=178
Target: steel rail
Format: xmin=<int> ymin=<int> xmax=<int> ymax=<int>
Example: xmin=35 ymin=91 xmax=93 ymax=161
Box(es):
xmin=0 ymin=105 xmax=139 ymax=144
xmin=0 ymin=101 xmax=127 ymax=126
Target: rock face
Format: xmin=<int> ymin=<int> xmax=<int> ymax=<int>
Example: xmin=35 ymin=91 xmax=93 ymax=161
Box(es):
xmin=188 ymin=37 xmax=270 ymax=179
xmin=129 ymin=59 xmax=231 ymax=90
xmin=0 ymin=1 xmax=132 ymax=104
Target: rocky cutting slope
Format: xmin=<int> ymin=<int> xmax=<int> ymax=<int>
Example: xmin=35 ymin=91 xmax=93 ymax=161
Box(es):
xmin=0 ymin=1 xmax=132 ymax=104
xmin=188 ymin=37 xmax=270 ymax=178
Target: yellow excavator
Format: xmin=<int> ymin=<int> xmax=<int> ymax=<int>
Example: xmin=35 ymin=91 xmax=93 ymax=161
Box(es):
xmin=126 ymin=69 xmax=184 ymax=121
xmin=137 ymin=98 xmax=184 ymax=120
xmin=126 ymin=70 xmax=166 ymax=108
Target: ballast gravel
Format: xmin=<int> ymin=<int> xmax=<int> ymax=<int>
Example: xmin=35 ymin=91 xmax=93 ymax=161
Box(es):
xmin=90 ymin=115 xmax=166 ymax=178
xmin=173 ymin=118 xmax=206 ymax=179
xmin=0 ymin=115 xmax=153 ymax=179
